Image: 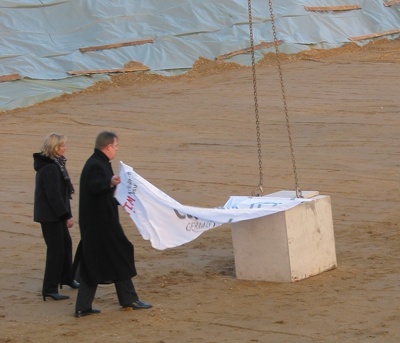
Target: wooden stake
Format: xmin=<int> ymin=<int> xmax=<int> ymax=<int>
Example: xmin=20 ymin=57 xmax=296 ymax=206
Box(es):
xmin=79 ymin=39 xmax=154 ymax=53
xmin=67 ymin=66 xmax=149 ymax=76
xmin=0 ymin=73 xmax=21 ymax=82
xmin=349 ymin=29 xmax=400 ymax=41
xmin=215 ymin=41 xmax=283 ymax=61
xmin=304 ymin=5 xmax=361 ymax=11
xmin=384 ymin=0 xmax=400 ymax=6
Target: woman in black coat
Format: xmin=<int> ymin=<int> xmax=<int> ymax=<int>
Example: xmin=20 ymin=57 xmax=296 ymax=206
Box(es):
xmin=33 ymin=133 xmax=79 ymax=301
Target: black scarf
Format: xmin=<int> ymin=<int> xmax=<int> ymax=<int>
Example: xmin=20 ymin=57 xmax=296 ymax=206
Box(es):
xmin=54 ymin=155 xmax=75 ymax=199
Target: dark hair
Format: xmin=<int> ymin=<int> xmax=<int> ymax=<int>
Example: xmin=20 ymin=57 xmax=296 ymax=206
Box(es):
xmin=95 ymin=131 xmax=118 ymax=150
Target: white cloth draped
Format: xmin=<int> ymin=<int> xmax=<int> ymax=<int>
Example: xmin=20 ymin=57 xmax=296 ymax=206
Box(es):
xmin=115 ymin=161 xmax=305 ymax=250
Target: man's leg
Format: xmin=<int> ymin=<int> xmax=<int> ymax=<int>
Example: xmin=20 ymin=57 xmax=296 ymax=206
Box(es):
xmin=115 ymin=279 xmax=152 ymax=310
xmin=115 ymin=279 xmax=138 ymax=305
xmin=75 ymin=278 xmax=100 ymax=317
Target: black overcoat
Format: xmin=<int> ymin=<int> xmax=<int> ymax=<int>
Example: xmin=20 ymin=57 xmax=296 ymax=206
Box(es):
xmin=77 ymin=149 xmax=137 ymax=285
xmin=33 ymin=153 xmax=72 ymax=223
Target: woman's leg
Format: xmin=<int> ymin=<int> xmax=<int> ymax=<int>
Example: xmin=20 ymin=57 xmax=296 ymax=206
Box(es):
xmin=41 ymin=221 xmax=64 ymax=293
xmin=60 ymin=223 xmax=74 ymax=285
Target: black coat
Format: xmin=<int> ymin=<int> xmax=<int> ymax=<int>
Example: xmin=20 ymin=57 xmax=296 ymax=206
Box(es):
xmin=77 ymin=149 xmax=137 ymax=285
xmin=33 ymin=153 xmax=72 ymax=223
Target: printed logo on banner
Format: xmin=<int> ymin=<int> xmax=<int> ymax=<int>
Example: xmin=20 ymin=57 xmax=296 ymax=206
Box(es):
xmin=121 ymin=171 xmax=137 ymax=214
xmin=186 ymin=220 xmax=217 ymax=232
xmin=249 ymin=202 xmax=280 ymax=208
xmin=173 ymin=209 xmax=217 ymax=232
xmin=126 ymin=171 xmax=137 ymax=195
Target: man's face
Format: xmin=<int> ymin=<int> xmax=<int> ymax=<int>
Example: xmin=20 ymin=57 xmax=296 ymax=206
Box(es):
xmin=105 ymin=138 xmax=119 ymax=160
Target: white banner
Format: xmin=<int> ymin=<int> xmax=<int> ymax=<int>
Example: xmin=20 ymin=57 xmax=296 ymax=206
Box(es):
xmin=115 ymin=161 xmax=306 ymax=250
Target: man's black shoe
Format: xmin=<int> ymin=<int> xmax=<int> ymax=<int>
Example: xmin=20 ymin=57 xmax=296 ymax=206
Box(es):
xmin=74 ymin=308 xmax=101 ymax=318
xmin=122 ymin=300 xmax=152 ymax=310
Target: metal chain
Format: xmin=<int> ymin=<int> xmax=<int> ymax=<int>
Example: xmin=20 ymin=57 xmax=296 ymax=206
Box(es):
xmin=248 ymin=0 xmax=302 ymax=198
xmin=267 ymin=0 xmax=302 ymax=198
xmin=247 ymin=0 xmax=264 ymax=197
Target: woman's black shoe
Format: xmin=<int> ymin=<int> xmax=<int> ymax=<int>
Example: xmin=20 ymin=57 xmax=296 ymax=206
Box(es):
xmin=60 ymin=280 xmax=80 ymax=289
xmin=42 ymin=292 xmax=70 ymax=301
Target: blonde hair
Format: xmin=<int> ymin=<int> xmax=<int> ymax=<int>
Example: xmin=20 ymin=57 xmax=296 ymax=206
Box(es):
xmin=41 ymin=133 xmax=66 ymax=159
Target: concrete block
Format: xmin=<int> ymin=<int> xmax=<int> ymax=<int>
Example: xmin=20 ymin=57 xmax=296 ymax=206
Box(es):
xmin=231 ymin=190 xmax=337 ymax=282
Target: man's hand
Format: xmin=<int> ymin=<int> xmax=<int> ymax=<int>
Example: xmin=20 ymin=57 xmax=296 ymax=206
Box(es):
xmin=111 ymin=175 xmax=121 ymax=187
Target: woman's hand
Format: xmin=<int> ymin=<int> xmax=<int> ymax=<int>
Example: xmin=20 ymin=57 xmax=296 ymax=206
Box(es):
xmin=67 ymin=218 xmax=74 ymax=228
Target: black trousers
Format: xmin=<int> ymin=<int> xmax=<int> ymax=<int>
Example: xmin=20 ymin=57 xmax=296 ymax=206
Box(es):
xmin=41 ymin=221 xmax=73 ymax=293
xmin=75 ymin=278 xmax=139 ymax=312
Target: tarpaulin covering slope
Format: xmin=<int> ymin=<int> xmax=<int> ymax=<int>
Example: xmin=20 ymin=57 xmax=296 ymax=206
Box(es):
xmin=1 ymin=0 xmax=400 ymax=111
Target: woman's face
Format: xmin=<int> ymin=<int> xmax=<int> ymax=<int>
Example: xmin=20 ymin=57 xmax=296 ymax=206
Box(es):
xmin=56 ymin=143 xmax=67 ymax=156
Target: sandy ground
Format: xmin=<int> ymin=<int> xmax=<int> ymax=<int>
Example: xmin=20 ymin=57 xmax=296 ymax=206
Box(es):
xmin=1 ymin=39 xmax=400 ymax=343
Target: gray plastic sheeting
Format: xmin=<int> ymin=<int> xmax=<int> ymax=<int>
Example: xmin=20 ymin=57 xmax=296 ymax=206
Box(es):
xmin=1 ymin=0 xmax=399 ymax=111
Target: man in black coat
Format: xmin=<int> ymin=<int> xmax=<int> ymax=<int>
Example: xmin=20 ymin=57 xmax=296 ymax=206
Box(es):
xmin=74 ymin=131 xmax=152 ymax=318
